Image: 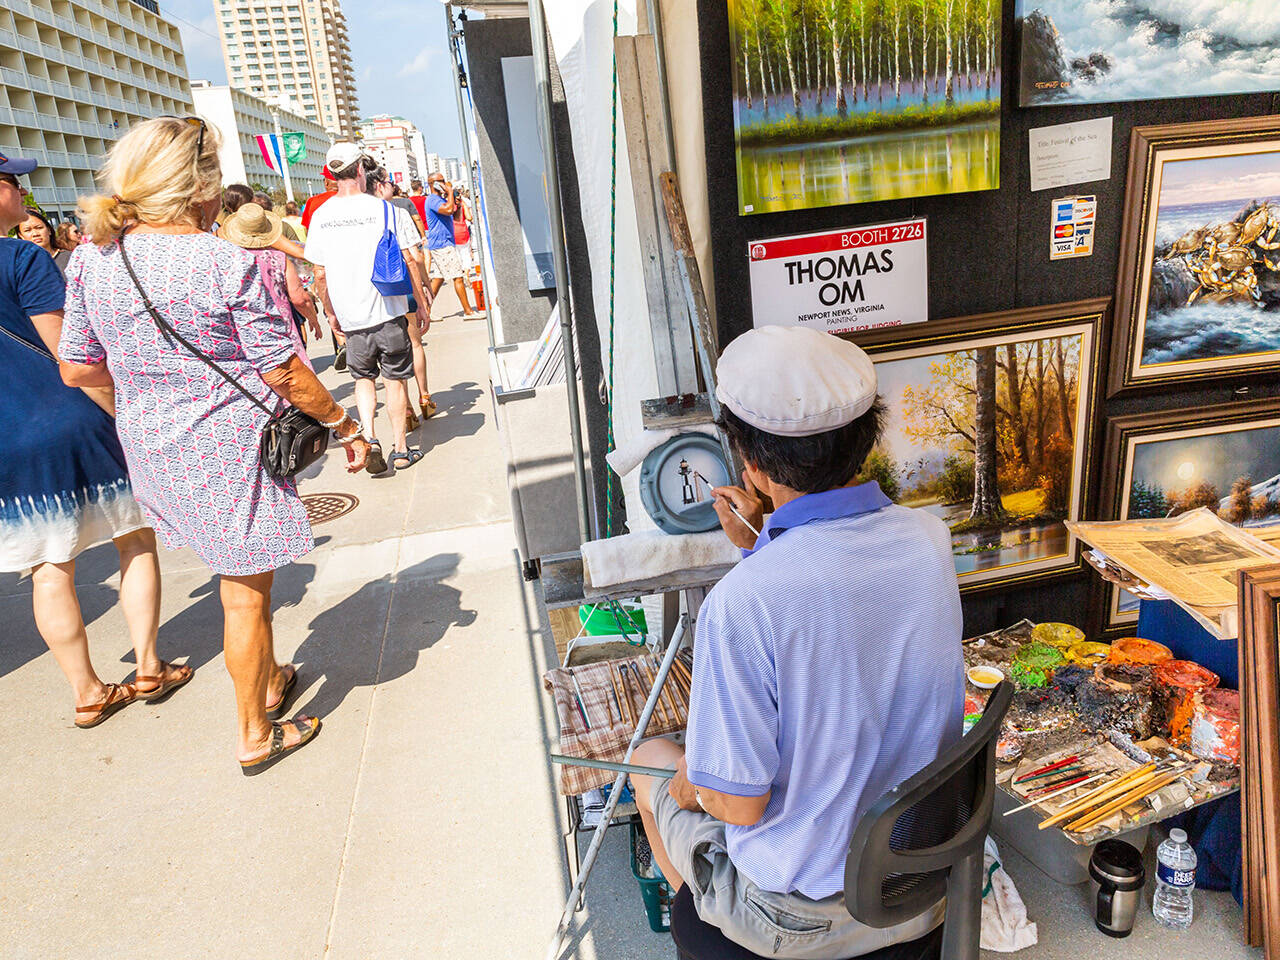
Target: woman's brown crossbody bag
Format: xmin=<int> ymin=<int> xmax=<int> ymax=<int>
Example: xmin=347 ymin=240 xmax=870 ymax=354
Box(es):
xmin=116 ymin=231 xmax=329 ymax=480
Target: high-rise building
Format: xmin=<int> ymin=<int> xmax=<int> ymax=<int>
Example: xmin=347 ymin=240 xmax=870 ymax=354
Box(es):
xmin=214 ymin=0 xmax=358 ymax=139
xmin=0 ymin=0 xmax=193 ymax=221
xmin=358 ymin=114 xmax=421 ymax=188
xmin=190 ymin=80 xmax=329 ymax=200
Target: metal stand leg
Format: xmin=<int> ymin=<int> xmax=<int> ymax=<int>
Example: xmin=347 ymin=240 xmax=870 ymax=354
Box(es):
xmin=544 ymin=614 xmax=690 ymax=960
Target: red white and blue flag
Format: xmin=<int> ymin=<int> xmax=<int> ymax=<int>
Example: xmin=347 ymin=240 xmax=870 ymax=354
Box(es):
xmin=256 ymin=133 xmax=287 ymax=175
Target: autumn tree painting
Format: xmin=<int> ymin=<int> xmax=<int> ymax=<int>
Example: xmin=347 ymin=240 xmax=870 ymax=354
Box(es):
xmin=869 ymin=333 xmax=1085 ymax=582
xmin=729 ymin=0 xmax=1001 ymax=213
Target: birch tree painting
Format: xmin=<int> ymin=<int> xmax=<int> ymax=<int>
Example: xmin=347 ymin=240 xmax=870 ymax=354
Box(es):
xmin=729 ymin=0 xmax=1001 ymax=214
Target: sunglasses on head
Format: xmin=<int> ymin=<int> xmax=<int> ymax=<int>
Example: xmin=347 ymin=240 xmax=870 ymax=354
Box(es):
xmin=159 ymin=115 xmax=207 ymax=157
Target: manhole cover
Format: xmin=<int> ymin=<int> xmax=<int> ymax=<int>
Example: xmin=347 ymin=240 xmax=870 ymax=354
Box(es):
xmin=302 ymin=492 xmax=359 ymax=525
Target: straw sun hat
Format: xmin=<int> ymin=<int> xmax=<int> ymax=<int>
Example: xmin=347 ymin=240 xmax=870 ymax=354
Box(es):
xmin=220 ymin=202 xmax=282 ymax=249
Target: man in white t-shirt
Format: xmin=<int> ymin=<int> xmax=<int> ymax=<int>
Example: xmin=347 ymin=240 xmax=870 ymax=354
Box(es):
xmin=305 ymin=143 xmax=431 ymax=474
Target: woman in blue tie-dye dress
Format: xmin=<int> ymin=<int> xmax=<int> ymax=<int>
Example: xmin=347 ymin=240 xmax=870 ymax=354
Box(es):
xmin=0 ymin=168 xmax=191 ymax=728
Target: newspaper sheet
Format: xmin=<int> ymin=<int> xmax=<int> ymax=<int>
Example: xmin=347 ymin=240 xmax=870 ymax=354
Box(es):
xmin=1067 ymin=510 xmax=1280 ymax=635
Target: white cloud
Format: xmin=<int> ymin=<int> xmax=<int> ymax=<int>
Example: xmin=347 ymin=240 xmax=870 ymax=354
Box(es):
xmin=398 ymin=49 xmax=438 ymax=78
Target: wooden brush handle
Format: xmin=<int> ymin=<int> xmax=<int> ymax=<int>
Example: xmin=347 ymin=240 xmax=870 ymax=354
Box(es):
xmin=1038 ymin=763 xmax=1156 ymax=829
xmin=1066 ymin=769 xmax=1185 ymax=833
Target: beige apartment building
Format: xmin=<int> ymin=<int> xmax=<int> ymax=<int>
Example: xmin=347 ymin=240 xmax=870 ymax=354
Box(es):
xmin=214 ymin=0 xmax=357 ymax=139
xmin=0 ymin=0 xmax=193 ymax=221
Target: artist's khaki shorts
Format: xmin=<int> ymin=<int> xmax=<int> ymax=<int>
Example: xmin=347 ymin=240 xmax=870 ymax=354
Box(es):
xmin=652 ymin=787 xmax=944 ymax=959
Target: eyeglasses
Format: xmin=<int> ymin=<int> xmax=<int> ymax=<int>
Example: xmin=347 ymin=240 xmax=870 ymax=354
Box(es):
xmin=159 ymin=115 xmax=207 ymax=158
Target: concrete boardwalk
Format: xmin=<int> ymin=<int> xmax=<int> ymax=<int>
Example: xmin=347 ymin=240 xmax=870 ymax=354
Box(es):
xmin=0 ymin=290 xmax=1258 ymax=960
xmin=0 ymin=292 xmax=656 ymax=960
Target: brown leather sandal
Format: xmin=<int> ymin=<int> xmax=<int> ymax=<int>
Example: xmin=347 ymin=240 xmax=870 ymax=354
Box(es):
xmin=74 ymin=683 xmax=137 ymax=729
xmin=420 ymin=395 xmax=438 ymax=419
xmin=240 ymin=715 xmax=321 ymax=776
xmin=134 ymin=661 xmax=194 ymax=704
xmin=405 ymin=409 xmax=420 ymax=433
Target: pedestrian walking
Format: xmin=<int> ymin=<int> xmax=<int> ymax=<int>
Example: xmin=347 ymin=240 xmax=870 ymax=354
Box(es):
xmin=372 ymin=169 xmax=436 ymax=422
xmin=17 ymin=209 xmax=61 ymax=269
xmin=282 ymin=200 xmax=307 ymax=242
xmin=304 ymin=143 xmax=432 ymax=473
xmin=62 ymin=117 xmax=372 ymax=773
xmin=0 ymin=151 xmax=189 ymax=729
xmin=423 ymin=172 xmax=481 ymax=320
xmin=220 ymin=201 xmax=322 ymax=368
xmin=54 ymin=221 xmax=81 ymax=274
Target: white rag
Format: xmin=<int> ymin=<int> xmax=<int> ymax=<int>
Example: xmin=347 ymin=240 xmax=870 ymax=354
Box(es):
xmin=981 ymin=837 xmax=1038 ymax=952
xmin=580 ymin=528 xmax=741 ymax=591
xmin=605 ymin=426 xmax=720 ymax=479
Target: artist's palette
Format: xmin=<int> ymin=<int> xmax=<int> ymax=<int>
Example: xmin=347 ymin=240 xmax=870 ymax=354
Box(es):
xmin=639 ymin=433 xmax=733 ymax=535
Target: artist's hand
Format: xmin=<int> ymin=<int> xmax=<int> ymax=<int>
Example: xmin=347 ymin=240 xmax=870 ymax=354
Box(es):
xmin=712 ymin=471 xmax=765 ymax=550
xmin=667 ymin=755 xmax=701 ymax=812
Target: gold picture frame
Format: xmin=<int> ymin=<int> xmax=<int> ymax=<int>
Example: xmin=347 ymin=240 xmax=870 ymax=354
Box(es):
xmin=1111 ymin=115 xmax=1280 ymax=397
xmin=852 ymin=298 xmax=1107 ymax=593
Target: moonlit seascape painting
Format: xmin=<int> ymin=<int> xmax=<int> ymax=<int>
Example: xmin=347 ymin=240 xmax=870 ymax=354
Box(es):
xmin=1017 ymin=0 xmax=1280 ymax=107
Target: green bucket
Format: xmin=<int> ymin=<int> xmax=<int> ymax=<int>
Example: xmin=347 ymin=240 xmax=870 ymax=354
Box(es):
xmin=578 ymin=603 xmax=647 ymax=637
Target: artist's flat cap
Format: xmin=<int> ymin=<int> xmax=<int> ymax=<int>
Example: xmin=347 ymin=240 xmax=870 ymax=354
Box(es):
xmin=715 ymin=326 xmax=878 ymax=436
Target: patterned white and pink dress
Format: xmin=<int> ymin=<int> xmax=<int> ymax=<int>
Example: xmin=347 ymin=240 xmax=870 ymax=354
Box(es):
xmin=59 ymin=233 xmax=314 ymax=576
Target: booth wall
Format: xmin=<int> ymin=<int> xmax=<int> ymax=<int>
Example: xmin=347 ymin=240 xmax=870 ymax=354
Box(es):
xmin=696 ymin=0 xmax=1280 ymax=635
xmin=464 ymin=18 xmax=557 ymax=345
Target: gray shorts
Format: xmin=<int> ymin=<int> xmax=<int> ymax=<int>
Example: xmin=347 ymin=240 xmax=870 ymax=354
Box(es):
xmin=345 ymin=316 xmax=414 ymax=381
xmin=652 ymin=787 xmax=943 ymax=959
xmin=428 ymin=244 xmax=465 ymax=281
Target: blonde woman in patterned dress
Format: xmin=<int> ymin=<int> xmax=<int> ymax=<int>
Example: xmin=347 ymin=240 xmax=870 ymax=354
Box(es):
xmin=60 ymin=117 xmax=372 ymax=774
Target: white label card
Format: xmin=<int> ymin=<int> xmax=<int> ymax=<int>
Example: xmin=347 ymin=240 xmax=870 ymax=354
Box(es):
xmin=1029 ymin=117 xmax=1113 ymax=193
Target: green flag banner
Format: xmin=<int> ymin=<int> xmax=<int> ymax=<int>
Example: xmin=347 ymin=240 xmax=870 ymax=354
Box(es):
xmin=282 ymin=132 xmax=306 ymax=164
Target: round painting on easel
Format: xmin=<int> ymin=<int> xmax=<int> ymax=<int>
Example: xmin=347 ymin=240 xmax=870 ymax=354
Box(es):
xmin=638 ymin=434 xmax=732 ymax=535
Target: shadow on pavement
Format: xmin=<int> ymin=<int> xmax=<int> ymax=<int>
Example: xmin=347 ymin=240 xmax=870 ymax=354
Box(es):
xmin=291 ymin=553 xmax=477 ymax=719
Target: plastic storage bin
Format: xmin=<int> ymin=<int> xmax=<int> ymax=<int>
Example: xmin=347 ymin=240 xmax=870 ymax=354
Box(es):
xmin=993 ymin=785 xmax=1149 ymax=885
xmin=630 ymin=822 xmax=673 ymax=932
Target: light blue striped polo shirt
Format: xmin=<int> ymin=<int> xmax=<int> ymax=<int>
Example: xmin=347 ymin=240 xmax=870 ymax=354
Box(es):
xmin=685 ymin=481 xmax=964 ymax=899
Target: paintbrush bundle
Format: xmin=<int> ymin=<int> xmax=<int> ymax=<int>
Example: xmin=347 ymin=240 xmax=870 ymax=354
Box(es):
xmin=543 ymin=650 xmax=693 ymax=796
xmin=1238 ymin=565 xmax=1280 ymax=955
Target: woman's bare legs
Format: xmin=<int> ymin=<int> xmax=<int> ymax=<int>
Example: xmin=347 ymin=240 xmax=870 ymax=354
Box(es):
xmin=221 ymin=570 xmax=305 ymax=761
xmin=32 ymin=528 xmax=173 ymax=710
xmin=30 ymin=559 xmax=107 ymax=708
xmin=113 ymin=528 xmax=166 ymax=680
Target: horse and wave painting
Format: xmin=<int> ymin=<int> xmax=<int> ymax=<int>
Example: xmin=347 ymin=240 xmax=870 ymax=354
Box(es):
xmin=858 ymin=306 xmax=1103 ymax=590
xmin=728 ymin=0 xmax=1001 ymax=215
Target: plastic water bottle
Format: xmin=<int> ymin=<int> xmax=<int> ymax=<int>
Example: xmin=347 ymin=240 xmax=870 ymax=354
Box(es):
xmin=1153 ymin=828 xmax=1197 ymax=929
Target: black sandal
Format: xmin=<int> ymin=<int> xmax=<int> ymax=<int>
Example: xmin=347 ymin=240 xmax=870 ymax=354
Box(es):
xmin=389 ymin=448 xmax=423 ymax=471
xmin=266 ymin=664 xmax=299 ymax=720
xmin=240 ymin=715 xmax=321 ymax=776
xmin=365 ymin=440 xmax=387 ymax=475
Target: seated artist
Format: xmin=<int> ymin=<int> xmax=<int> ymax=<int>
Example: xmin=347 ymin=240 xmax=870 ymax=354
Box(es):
xmin=633 ymin=326 xmax=965 ymax=959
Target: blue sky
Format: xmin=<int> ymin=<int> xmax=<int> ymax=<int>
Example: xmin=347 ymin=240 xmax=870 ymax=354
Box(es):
xmin=162 ymin=0 xmax=464 ymax=157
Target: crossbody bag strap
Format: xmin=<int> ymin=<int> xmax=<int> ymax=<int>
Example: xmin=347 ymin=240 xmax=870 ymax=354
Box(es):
xmin=116 ymin=230 xmax=273 ymax=416
xmin=0 ymin=321 xmax=56 ymax=363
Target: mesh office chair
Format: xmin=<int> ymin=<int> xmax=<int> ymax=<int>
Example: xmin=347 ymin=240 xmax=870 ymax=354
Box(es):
xmin=671 ymin=681 xmax=1015 ymax=960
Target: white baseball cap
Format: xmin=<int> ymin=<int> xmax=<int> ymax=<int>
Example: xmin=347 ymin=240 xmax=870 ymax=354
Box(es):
xmin=715 ymin=326 xmax=878 ymax=436
xmin=325 ymin=141 xmax=364 ymax=175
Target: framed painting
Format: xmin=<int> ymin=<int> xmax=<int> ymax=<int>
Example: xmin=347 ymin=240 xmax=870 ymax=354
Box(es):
xmin=1015 ymin=2 xmax=1280 ymax=108
xmin=852 ymin=298 xmax=1107 ymax=592
xmin=1094 ymin=397 xmax=1280 ymax=632
xmin=727 ymin=0 xmax=1001 ymax=216
xmin=1112 ymin=116 xmax=1280 ymax=396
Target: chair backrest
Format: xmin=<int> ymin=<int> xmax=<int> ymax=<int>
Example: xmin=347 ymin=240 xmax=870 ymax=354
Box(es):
xmin=844 ymin=681 xmax=1014 ymax=928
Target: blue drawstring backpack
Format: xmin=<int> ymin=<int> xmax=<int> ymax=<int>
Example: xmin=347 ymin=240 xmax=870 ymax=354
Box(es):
xmin=371 ymin=200 xmax=413 ymax=296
